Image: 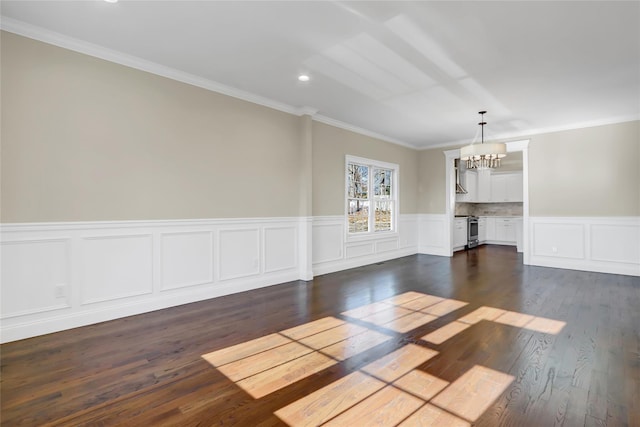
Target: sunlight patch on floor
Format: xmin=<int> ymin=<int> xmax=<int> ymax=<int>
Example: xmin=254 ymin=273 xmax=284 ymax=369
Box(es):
xmin=276 ymin=356 xmax=512 ymax=426
xmin=202 ymin=291 xmax=565 ymax=423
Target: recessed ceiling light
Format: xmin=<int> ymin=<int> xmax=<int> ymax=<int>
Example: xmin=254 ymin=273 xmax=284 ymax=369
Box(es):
xmin=104 ymin=0 xmax=118 ymax=3
xmin=298 ymin=74 xmax=310 ymax=82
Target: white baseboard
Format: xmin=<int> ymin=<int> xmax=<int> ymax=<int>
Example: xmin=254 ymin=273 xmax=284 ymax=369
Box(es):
xmin=483 ymin=240 xmax=517 ymax=247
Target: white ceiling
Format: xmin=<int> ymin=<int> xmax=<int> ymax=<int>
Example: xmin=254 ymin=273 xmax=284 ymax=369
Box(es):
xmin=1 ymin=1 xmax=639 ymax=149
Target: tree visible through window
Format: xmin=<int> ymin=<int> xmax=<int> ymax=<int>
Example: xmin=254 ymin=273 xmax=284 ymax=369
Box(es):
xmin=346 ymin=157 xmax=397 ymax=234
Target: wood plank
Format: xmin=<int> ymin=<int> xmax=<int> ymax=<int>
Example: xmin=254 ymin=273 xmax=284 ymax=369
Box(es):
xmin=422 ymin=321 xmax=471 ymax=345
xmin=361 ymin=344 xmax=438 ymax=382
xmin=360 ymin=306 xmax=415 ymax=326
xmin=323 ymin=386 xmax=424 ymax=427
xmin=399 ymin=294 xmax=445 ymax=311
xmin=493 ymin=311 xmax=535 ymax=328
xmin=381 ymin=312 xmax=438 ymax=333
xmin=320 ymin=330 xmax=392 ymax=361
xmin=216 ymin=341 xmax=314 ymax=382
xmin=393 ymin=370 xmax=449 ymax=401
xmin=431 ymin=365 xmax=514 ymax=422
xmin=458 ymin=306 xmax=506 ymax=325
xmin=341 ymin=302 xmax=394 ymax=319
xmin=524 ymin=317 xmax=567 ymax=334
xmin=298 ymin=323 xmax=369 ymax=350
xmin=274 ymin=371 xmax=385 ymax=427
xmin=201 ymin=333 xmax=291 ymax=367
xmin=379 ymin=291 xmax=426 ymax=305
xmin=399 ymin=403 xmax=471 ymax=427
xmin=236 ymin=352 xmax=337 ymax=399
xmin=422 ymin=299 xmax=469 ymax=317
xmin=279 ymin=316 xmax=345 ymax=340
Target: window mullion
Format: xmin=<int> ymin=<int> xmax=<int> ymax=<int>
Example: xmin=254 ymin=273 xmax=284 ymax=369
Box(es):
xmin=369 ymin=165 xmax=374 ymax=234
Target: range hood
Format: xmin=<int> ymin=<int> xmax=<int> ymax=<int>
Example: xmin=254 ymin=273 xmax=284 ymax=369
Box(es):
xmin=455 ymin=159 xmax=467 ymax=194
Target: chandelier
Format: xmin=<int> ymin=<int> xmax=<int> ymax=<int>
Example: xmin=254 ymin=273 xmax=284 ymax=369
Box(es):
xmin=460 ymin=111 xmax=506 ymax=169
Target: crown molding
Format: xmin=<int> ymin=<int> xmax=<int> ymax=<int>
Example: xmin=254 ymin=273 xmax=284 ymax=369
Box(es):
xmin=312 ymin=114 xmax=418 ymax=149
xmin=0 ymin=17 xmax=301 ymax=116
xmin=419 ymin=114 xmax=640 ymax=151
xmin=295 ymin=106 xmax=319 ymax=117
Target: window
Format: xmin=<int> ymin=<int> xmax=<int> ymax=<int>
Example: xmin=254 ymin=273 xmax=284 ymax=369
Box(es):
xmin=346 ymin=156 xmax=398 ymax=235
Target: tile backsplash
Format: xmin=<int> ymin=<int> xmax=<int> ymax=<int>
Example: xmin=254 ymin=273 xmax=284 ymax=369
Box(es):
xmin=455 ymin=202 xmax=523 ymax=216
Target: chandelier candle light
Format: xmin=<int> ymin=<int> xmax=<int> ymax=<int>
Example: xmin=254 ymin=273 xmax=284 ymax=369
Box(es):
xmin=460 ymin=111 xmax=506 ymax=169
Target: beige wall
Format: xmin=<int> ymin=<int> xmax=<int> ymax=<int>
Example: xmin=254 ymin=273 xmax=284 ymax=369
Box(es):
xmin=417 ymin=120 xmax=640 ymax=216
xmin=417 ymin=147 xmax=447 ymax=214
xmin=529 ymin=120 xmax=640 ymax=216
xmin=311 ymin=122 xmax=418 ymax=216
xmin=1 ymin=32 xmax=302 ymax=222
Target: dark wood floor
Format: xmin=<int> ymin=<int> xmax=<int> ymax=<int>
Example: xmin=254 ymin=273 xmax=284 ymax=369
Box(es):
xmin=1 ymin=246 xmax=639 ymax=426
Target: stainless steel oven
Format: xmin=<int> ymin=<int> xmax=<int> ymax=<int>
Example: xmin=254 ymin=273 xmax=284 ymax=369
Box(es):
xmin=467 ymin=216 xmax=479 ymax=248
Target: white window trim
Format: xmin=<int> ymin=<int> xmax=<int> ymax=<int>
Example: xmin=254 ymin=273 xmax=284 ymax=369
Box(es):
xmin=345 ymin=155 xmax=399 ymax=242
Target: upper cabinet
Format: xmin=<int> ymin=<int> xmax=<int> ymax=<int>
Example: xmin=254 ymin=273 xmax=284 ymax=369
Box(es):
xmin=491 ymin=172 xmax=523 ymax=202
xmin=477 ymin=170 xmax=492 ymax=202
xmin=456 ymin=169 xmax=523 ymax=203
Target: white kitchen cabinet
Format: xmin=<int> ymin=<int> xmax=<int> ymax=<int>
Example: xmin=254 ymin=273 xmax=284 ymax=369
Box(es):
xmin=476 ymin=170 xmax=491 ymax=202
xmin=479 ymin=216 xmax=520 ymax=246
xmin=458 ymin=169 xmax=522 ymax=203
xmin=494 ymin=217 xmax=517 ymax=243
xmin=484 ymin=217 xmax=496 ymax=241
xmin=453 ymin=218 xmax=468 ymax=250
xmin=490 ymin=173 xmax=523 ymax=202
xmin=491 ymin=174 xmax=508 ymax=202
xmin=478 ymin=217 xmax=487 ymax=242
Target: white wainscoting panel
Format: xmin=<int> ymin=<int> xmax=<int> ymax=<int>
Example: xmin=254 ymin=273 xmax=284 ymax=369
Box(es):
xmin=376 ymin=239 xmax=399 ymax=253
xmin=312 ymin=215 xmax=419 ymax=276
xmin=418 ymin=214 xmax=449 ymax=256
xmin=529 ymin=217 xmax=640 ymax=276
xmin=590 ymin=224 xmax=640 ymax=264
xmin=81 ymin=234 xmax=154 ymax=304
xmin=1 ymin=238 xmax=71 ymax=318
xmin=532 ymin=223 xmax=585 ymax=259
xmin=312 ymin=219 xmax=344 ymax=264
xmin=346 ymin=242 xmax=376 ymax=259
xmin=218 ymin=228 xmax=260 ymax=281
xmin=399 ymin=215 xmax=419 ymax=248
xmin=160 ymin=231 xmax=213 ymax=291
xmin=0 ymin=217 xmax=303 ymax=343
xmin=264 ymin=226 xmax=297 ymax=273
